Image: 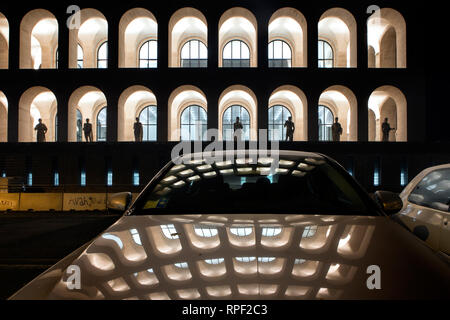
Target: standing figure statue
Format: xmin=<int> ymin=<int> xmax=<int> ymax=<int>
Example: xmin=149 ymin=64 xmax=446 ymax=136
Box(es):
xmin=233 ymin=117 xmax=243 ymax=142
xmin=331 ymin=117 xmax=343 ymax=142
xmin=381 ymin=118 xmax=395 ymax=142
xmin=284 ymin=116 xmax=295 ymax=142
xmin=134 ymin=117 xmax=143 ymax=142
xmin=34 ymin=118 xmax=47 ymax=143
xmin=83 ymin=118 xmax=93 ymax=142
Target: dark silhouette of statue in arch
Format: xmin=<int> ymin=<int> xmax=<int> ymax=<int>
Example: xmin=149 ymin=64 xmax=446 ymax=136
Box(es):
xmin=233 ymin=117 xmax=243 ymax=142
xmin=83 ymin=118 xmax=93 ymax=142
xmin=34 ymin=118 xmax=47 ymax=142
xmin=382 ymin=118 xmax=395 ymax=142
xmin=284 ymin=116 xmax=295 ymax=141
xmin=331 ymin=117 xmax=343 ymax=142
xmin=134 ymin=117 xmax=143 ymax=142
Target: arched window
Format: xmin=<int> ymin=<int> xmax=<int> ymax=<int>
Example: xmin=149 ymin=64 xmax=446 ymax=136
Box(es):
xmin=181 ymin=40 xmax=207 ymax=68
xmin=180 ymin=105 xmax=207 ymax=141
xmin=222 ymin=105 xmax=250 ymax=141
xmin=77 ymin=44 xmax=83 ymax=69
xmin=139 ymin=105 xmax=157 ymax=141
xmin=76 ymin=109 xmax=82 ymax=142
xmin=318 ymin=40 xmax=333 ymax=68
xmin=268 ymin=105 xmax=292 ymax=141
xmin=96 ymin=107 xmax=107 ymax=141
xmin=223 ymin=40 xmax=250 ymax=68
xmin=97 ymin=41 xmax=108 ymax=69
xmin=268 ymin=40 xmax=292 ymax=68
xmin=139 ymin=40 xmax=157 ymax=68
xmin=318 ymin=105 xmax=333 ymax=141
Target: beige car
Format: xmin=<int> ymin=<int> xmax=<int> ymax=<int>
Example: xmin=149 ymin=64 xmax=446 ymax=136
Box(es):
xmin=10 ymin=151 xmax=450 ymax=300
xmin=396 ymin=164 xmax=450 ymax=257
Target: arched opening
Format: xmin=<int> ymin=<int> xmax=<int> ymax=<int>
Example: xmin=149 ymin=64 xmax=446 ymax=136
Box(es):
xmin=118 ymin=85 xmax=157 ymax=141
xmin=68 ymin=8 xmax=108 ymax=69
xmin=368 ymin=86 xmax=407 ymax=142
xmin=68 ymin=86 xmax=107 ymax=141
xmin=0 ymin=13 xmax=9 ymax=69
xmin=367 ymin=8 xmax=406 ymax=68
xmin=218 ymin=85 xmax=257 ymax=140
xmin=318 ymin=85 xmax=358 ymax=141
xmin=0 ymin=91 xmax=7 ymax=142
xmin=169 ymin=8 xmax=207 ymax=68
xmin=18 ymin=87 xmax=57 ymax=142
xmin=119 ymin=8 xmax=157 ymax=68
xmin=20 ymin=9 xmax=58 ymax=69
xmin=269 ymin=85 xmax=308 ymax=141
xmin=219 ymin=7 xmax=257 ymax=68
xmin=168 ymin=85 xmax=207 ymax=141
xmin=268 ymin=105 xmax=291 ymax=140
xmin=268 ymin=7 xmax=307 ymax=67
xmin=318 ymin=8 xmax=357 ymax=68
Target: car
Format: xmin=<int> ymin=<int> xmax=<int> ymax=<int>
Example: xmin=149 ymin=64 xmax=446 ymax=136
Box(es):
xmin=9 ymin=150 xmax=450 ymax=300
xmin=395 ymin=164 xmax=450 ymax=257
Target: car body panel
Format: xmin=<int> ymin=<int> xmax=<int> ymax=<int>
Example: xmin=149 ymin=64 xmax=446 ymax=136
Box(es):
xmin=397 ymin=164 xmax=450 ymax=255
xmin=10 ymin=214 xmax=450 ymax=300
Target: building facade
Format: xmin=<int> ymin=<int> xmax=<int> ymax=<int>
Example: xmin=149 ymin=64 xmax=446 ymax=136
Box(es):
xmin=0 ymin=0 xmax=446 ymax=193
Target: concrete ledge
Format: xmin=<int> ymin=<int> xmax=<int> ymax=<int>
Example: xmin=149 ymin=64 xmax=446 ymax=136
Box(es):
xmin=20 ymin=193 xmax=62 ymax=211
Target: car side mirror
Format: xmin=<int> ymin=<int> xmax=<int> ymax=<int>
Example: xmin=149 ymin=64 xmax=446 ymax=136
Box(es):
xmin=373 ymin=191 xmax=403 ymax=215
xmin=107 ymin=192 xmax=132 ymax=212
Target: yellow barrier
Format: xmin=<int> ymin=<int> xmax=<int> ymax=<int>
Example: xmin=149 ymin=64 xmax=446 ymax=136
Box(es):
xmin=0 ymin=193 xmax=20 ymax=211
xmin=0 ymin=193 xmax=139 ymax=212
xmin=19 ymin=193 xmax=63 ymax=211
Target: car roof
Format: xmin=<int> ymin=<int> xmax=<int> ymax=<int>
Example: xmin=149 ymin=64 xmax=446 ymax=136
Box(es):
xmin=178 ymin=150 xmax=325 ymax=162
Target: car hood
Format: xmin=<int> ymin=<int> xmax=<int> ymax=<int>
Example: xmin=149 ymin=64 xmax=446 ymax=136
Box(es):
xmin=10 ymin=214 xmax=450 ymax=300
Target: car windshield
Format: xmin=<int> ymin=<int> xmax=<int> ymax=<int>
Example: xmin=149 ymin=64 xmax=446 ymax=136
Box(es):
xmin=131 ymin=154 xmax=376 ymax=216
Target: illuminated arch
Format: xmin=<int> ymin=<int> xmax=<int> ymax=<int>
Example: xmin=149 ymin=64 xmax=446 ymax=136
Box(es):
xmin=269 ymin=8 xmax=307 ymax=67
xmin=68 ymin=86 xmax=107 ymax=141
xmin=368 ymin=85 xmax=407 ymax=142
xmin=218 ymin=85 xmax=257 ymax=140
xmin=0 ymin=12 xmax=8 ymax=69
xmin=318 ymin=85 xmax=358 ymax=141
xmin=219 ymin=7 xmax=257 ymax=67
xmin=119 ymin=8 xmax=157 ymax=68
xmin=367 ymin=8 xmax=406 ymax=68
xmin=20 ymin=9 xmax=58 ymax=69
xmin=68 ymin=8 xmax=108 ymax=69
xmin=19 ymin=87 xmax=57 ymax=142
xmin=118 ymin=85 xmax=157 ymax=141
xmin=318 ymin=8 xmax=357 ymax=68
xmin=169 ymin=8 xmax=207 ymax=68
xmin=269 ymin=85 xmax=308 ymax=141
xmin=168 ymin=85 xmax=207 ymax=141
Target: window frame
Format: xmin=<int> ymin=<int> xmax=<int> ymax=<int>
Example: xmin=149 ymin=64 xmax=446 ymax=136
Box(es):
xmin=139 ymin=39 xmax=158 ymax=69
xmin=180 ymin=105 xmax=208 ymax=141
xmin=138 ymin=105 xmax=158 ymax=141
xmin=318 ymin=39 xmax=334 ymax=68
xmin=268 ymin=39 xmax=292 ymax=68
xmin=222 ymin=39 xmax=251 ymax=68
xmin=96 ymin=107 xmax=107 ymax=142
xmin=97 ymin=41 xmax=108 ymax=69
xmin=318 ymin=105 xmax=334 ymax=141
xmin=268 ymin=104 xmax=293 ymax=141
xmin=222 ymin=105 xmax=251 ymax=141
xmin=180 ymin=39 xmax=208 ymax=68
